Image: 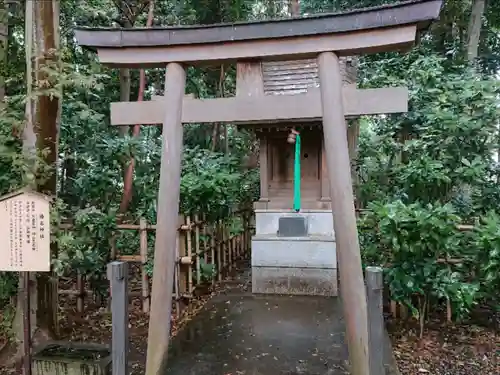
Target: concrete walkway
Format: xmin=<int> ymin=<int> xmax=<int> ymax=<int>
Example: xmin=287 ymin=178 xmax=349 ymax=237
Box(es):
xmin=165 ymin=272 xmax=398 ymax=375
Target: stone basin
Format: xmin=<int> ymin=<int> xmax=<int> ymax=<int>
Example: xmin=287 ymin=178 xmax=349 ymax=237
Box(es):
xmin=32 ymin=341 xmax=111 ymax=375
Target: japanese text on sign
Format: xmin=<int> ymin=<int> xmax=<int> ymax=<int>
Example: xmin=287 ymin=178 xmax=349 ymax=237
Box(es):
xmin=0 ymin=191 xmax=50 ymax=272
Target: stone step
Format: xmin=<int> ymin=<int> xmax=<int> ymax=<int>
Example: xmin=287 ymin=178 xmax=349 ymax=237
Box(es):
xmin=252 ymin=266 xmax=338 ymax=296
xmin=252 ymin=235 xmax=336 ymax=269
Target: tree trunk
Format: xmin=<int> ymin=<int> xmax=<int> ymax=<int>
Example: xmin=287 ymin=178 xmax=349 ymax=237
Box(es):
xmin=0 ymin=0 xmax=6 ymax=104
xmin=117 ymin=15 xmax=131 ymax=137
xmin=467 ymin=0 xmax=486 ymax=62
xmin=33 ymin=0 xmax=61 ymax=341
xmin=114 ymin=0 xmax=153 ymax=216
xmin=1 ymin=0 xmax=61 ymax=366
xmin=118 ymin=68 xmax=131 ymax=136
xmin=118 ymin=0 xmax=155 ymax=215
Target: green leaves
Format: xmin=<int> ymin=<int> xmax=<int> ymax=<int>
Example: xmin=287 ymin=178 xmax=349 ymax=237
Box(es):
xmin=360 ymin=199 xmax=500 ymax=324
xmin=470 ymin=212 xmax=500 ymax=301
xmin=359 ymin=201 xmax=478 ymax=322
xmin=55 ymin=206 xmax=117 ymax=280
xmin=357 ymin=49 xmax=500 ymax=322
xmin=199 ymin=259 xmax=217 ymax=283
xmin=358 ymin=52 xmax=500 ymax=215
xmin=180 ymin=147 xmax=258 ymax=220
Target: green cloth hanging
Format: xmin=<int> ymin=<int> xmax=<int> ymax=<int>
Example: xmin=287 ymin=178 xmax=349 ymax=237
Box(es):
xmin=293 ymin=134 xmax=301 ymax=212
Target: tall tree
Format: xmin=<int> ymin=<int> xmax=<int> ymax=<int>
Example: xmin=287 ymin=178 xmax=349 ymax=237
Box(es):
xmin=0 ymin=0 xmax=6 ymax=104
xmin=26 ymin=0 xmax=61 ymax=341
xmin=1 ymin=0 xmax=62 ymax=366
xmin=119 ymin=0 xmax=155 ymax=215
xmin=467 ymin=0 xmax=486 ymax=62
xmin=112 ymin=0 xmax=151 ymax=137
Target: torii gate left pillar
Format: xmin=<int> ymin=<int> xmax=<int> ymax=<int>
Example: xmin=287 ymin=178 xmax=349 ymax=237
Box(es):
xmin=74 ymin=2 xmax=442 ymax=374
xmin=147 ymin=62 xmax=185 ymax=374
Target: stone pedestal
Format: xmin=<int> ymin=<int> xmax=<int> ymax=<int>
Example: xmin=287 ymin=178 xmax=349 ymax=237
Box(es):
xmin=251 ymin=209 xmax=337 ymax=296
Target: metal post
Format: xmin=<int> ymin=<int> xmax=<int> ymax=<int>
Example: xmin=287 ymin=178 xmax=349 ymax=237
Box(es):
xmin=366 ymin=266 xmax=384 ymax=375
xmin=107 ymin=261 xmax=129 ymax=375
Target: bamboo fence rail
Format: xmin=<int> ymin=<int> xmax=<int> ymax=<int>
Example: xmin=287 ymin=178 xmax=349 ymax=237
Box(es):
xmin=58 ymin=210 xmax=254 ymax=313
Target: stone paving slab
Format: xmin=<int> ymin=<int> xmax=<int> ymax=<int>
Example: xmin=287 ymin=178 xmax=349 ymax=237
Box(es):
xmin=165 ymin=289 xmax=398 ymax=375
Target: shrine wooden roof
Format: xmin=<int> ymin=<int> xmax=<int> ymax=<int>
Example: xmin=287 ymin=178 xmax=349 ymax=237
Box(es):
xmin=75 ymin=0 xmax=442 ymax=49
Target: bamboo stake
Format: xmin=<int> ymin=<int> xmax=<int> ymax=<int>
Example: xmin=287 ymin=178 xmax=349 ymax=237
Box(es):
xmin=186 ymin=216 xmax=193 ymax=294
xmin=194 ymin=214 xmax=201 ymax=286
xmin=177 ymin=215 xmax=187 ymax=296
xmin=174 ymin=233 xmax=181 ymax=318
xmin=242 ymin=215 xmax=246 ymax=259
xmin=210 ymin=223 xmax=216 ymax=286
xmin=390 ymin=301 xmax=397 ymax=318
xmin=236 ymin=235 xmax=240 ymax=260
xmin=245 ymin=215 xmax=249 ymax=249
xmin=233 ymin=236 xmax=237 ymax=265
xmin=202 ymin=214 xmax=208 ymax=263
xmin=140 ymin=218 xmax=150 ymax=313
xmin=110 ymin=234 xmax=117 ymax=259
xmin=236 ymin=236 xmax=239 ymax=262
xmin=400 ymin=303 xmax=408 ymax=319
xmin=246 ymin=213 xmax=251 ymax=258
xmin=217 ymin=221 xmax=222 ymax=282
xmin=233 ymin=235 xmax=237 ymax=262
xmin=76 ymin=273 xmax=84 ymax=313
xmin=240 ymin=235 xmax=243 ymax=260
xmin=243 ymin=213 xmax=248 ymax=258
xmin=228 ymin=235 xmax=233 ymax=273
xmin=446 ymin=299 xmax=452 ymax=322
xmin=222 ymin=223 xmax=227 ymax=277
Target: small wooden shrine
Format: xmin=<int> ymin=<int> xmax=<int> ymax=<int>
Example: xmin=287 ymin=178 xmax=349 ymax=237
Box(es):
xmin=74 ymin=1 xmax=443 ymax=374
xmin=244 ymin=58 xmax=358 ymax=211
xmin=237 ymin=57 xmax=361 ymax=298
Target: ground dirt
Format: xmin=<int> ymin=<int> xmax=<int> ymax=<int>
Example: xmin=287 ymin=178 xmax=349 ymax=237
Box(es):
xmin=388 ymin=314 xmax=499 ymax=375
xmin=0 ymin=266 xmax=498 ymax=375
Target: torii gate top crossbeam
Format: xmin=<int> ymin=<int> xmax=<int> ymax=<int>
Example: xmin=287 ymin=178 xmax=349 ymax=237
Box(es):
xmin=74 ymin=0 xmax=442 ymax=67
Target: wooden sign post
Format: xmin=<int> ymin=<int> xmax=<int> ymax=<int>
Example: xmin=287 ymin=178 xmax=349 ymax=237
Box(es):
xmin=0 ymin=189 xmax=51 ymax=375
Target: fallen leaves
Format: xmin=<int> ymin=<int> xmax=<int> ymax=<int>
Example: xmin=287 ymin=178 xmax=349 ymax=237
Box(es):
xmin=389 ymin=316 xmax=499 ymax=375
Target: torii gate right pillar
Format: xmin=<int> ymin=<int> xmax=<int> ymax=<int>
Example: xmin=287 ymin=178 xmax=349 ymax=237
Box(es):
xmin=318 ymin=51 xmax=369 ymax=375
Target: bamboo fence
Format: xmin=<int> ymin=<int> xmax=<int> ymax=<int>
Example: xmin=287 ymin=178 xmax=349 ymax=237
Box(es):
xmin=58 ymin=210 xmax=254 ymax=313
xmin=59 ymin=206 xmax=477 ymax=321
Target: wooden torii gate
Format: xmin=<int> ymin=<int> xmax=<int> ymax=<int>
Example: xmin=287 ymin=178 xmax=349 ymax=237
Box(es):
xmin=75 ymin=1 xmax=442 ymax=374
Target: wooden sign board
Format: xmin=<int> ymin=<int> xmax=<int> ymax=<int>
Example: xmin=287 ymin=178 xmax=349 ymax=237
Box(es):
xmin=0 ymin=189 xmax=51 ymax=272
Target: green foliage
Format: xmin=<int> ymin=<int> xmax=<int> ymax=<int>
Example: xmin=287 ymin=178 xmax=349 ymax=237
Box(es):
xmin=181 ymin=147 xmax=258 ymax=219
xmin=360 ymin=201 xmax=479 ymax=322
xmin=358 ymin=53 xmax=500 ymax=213
xmin=199 ymin=259 xmax=217 ymax=283
xmin=470 ymin=212 xmax=500 ymax=308
xmin=358 ymin=51 xmax=500 ymax=328
xmin=54 ymin=207 xmax=116 ymax=279
xmin=0 ymin=303 xmax=15 ymax=339
xmin=0 ymin=273 xmax=17 ymax=306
